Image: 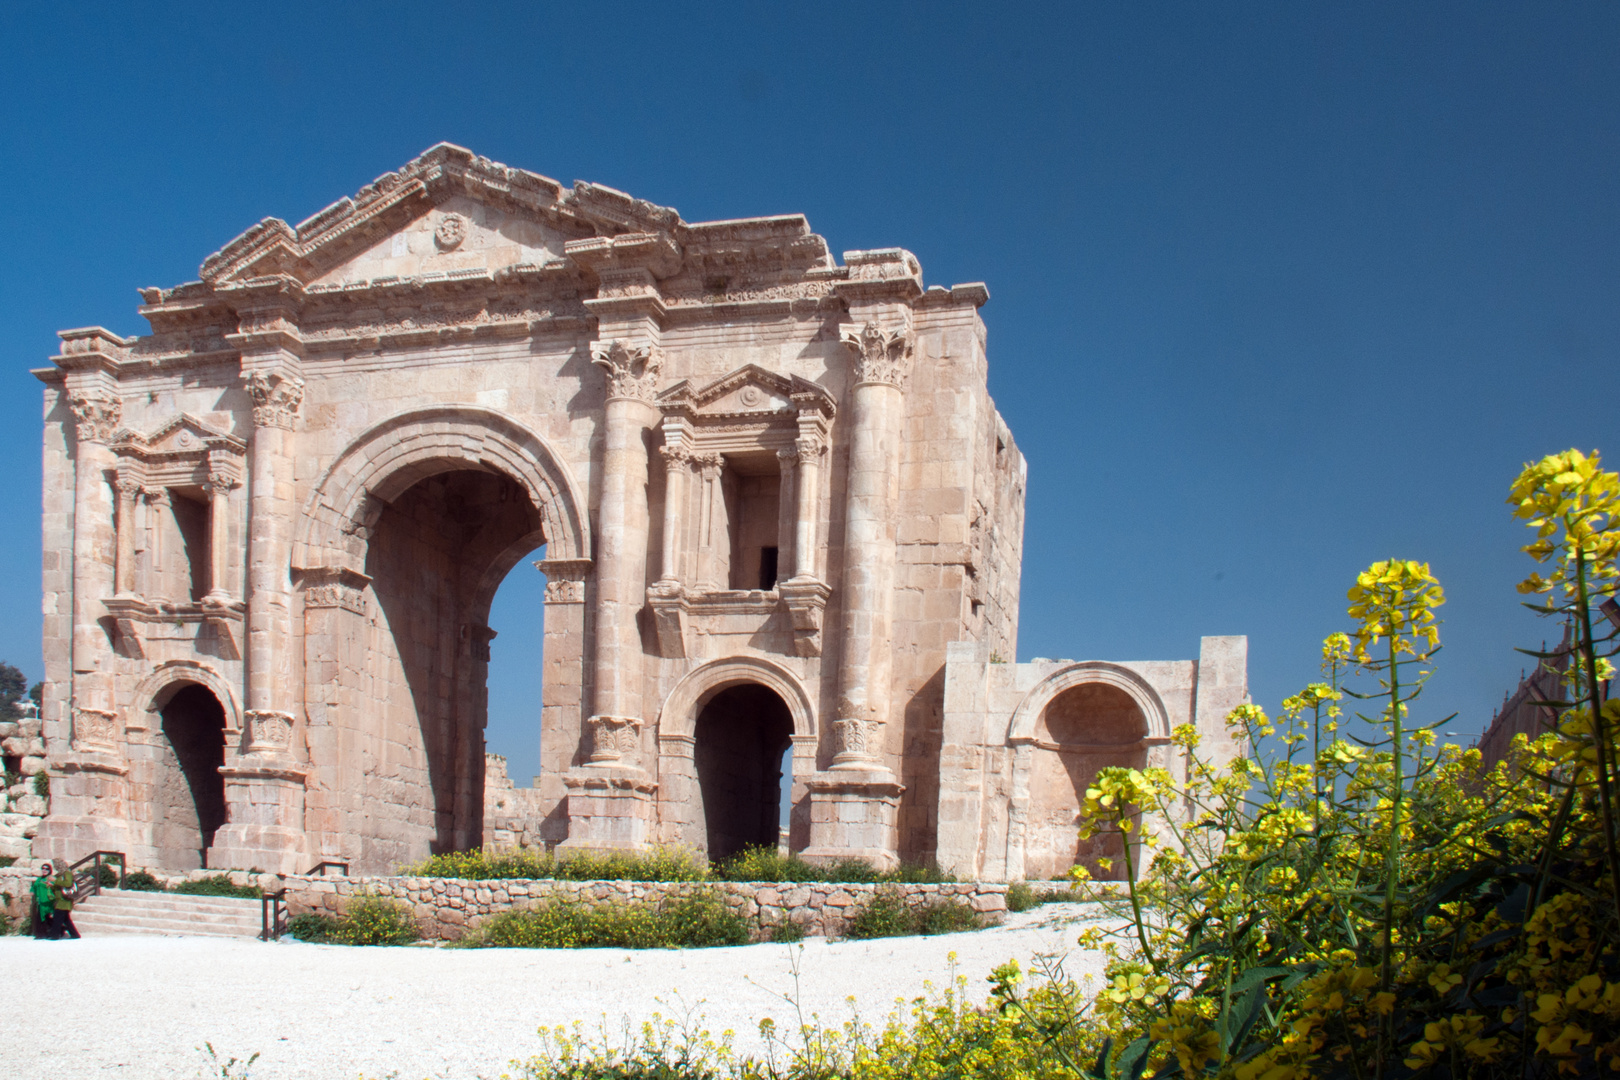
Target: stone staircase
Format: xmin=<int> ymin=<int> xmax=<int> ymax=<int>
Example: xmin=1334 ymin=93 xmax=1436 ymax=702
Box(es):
xmin=70 ymin=890 xmax=264 ymax=939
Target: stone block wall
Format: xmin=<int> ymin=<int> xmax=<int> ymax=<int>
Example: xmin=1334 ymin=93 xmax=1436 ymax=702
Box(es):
xmin=279 ymin=874 xmax=1013 ymax=941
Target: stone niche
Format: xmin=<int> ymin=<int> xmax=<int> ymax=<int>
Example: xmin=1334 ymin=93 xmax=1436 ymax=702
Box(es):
xmin=29 ymin=142 xmax=1245 ymax=880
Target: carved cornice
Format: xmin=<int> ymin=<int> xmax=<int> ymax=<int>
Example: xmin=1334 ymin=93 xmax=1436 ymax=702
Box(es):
xmin=591 ymin=339 xmax=663 ymax=403
xmin=247 ymin=370 xmax=304 ymax=429
xmin=841 ymin=322 xmax=914 ymax=391
xmin=535 ymin=557 xmax=590 ymax=604
xmin=68 ymin=392 xmax=122 ymax=444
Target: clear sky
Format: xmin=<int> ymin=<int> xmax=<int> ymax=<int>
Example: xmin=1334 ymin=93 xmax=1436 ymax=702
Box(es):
xmin=2 ymin=4 xmax=1617 ymax=786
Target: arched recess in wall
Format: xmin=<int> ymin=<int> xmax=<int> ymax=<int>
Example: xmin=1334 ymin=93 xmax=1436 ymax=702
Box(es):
xmin=1003 ymin=662 xmax=1171 ymax=882
xmin=289 ymin=405 xmax=591 ymax=865
xmin=657 ymin=655 xmax=817 ymax=741
xmin=290 ymin=405 xmax=590 ymax=574
xmin=131 ymin=660 xmax=243 ymax=736
xmin=655 ymin=655 xmax=817 ymax=857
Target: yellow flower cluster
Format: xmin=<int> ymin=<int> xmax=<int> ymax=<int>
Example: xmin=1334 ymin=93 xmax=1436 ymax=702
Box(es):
xmin=1511 ymin=448 xmax=1620 ymax=600
xmin=1346 ymin=558 xmax=1444 ymax=662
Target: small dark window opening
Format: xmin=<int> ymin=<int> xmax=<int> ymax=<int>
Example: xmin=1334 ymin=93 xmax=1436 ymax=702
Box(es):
xmin=2 ymin=754 xmax=20 ymax=779
xmin=170 ymin=490 xmax=210 ymax=603
xmin=758 ymin=547 xmax=779 ymax=591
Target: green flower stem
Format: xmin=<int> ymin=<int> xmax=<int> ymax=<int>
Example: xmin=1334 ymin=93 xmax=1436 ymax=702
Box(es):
xmin=1573 ymin=543 xmax=1620 ymax=925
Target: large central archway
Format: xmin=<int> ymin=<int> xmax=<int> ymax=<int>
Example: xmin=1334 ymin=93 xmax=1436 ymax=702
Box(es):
xmin=293 ymin=407 xmax=589 ymax=869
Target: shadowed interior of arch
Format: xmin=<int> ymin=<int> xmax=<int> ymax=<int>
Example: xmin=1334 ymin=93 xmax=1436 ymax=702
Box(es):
xmin=154 ymin=683 xmax=227 ymax=871
xmin=1026 ymin=682 xmax=1148 ymax=881
xmin=693 ymin=683 xmax=793 ymax=862
xmin=365 ymin=466 xmax=544 ymax=858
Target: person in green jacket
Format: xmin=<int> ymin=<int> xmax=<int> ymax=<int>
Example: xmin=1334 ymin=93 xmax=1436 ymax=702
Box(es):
xmin=30 ymin=862 xmax=55 ymax=938
xmin=49 ymin=868 xmax=80 ymax=939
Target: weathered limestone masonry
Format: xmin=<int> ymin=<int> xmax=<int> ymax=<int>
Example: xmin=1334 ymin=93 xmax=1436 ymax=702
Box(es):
xmin=30 ymin=143 xmax=1246 ymax=881
xmin=282 ymin=874 xmax=1014 ymax=941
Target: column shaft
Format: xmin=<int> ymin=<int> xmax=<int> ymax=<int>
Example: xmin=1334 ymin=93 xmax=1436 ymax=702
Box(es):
xmin=205 ymin=475 xmax=232 ymax=601
xmin=114 ymin=480 xmax=138 ymax=597
xmin=592 ymin=395 xmax=656 ymax=721
xmin=792 ymin=440 xmax=823 ymax=579
xmin=657 ymin=447 xmax=686 ymax=583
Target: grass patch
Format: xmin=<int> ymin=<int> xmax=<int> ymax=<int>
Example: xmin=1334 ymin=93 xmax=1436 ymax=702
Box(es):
xmin=408 ymin=846 xmax=708 ymax=883
xmin=768 ymin=919 xmax=806 ymax=943
xmin=409 ymin=845 xmax=953 ymax=885
xmin=288 ymin=897 xmax=420 ymax=946
xmin=1004 ymin=881 xmax=1076 ymax=912
xmin=171 ymin=874 xmax=262 ymax=899
xmin=464 ymin=890 xmax=750 ymax=949
xmin=845 ymin=888 xmax=984 ymax=940
xmin=0 ymin=855 xmax=14 ymax=869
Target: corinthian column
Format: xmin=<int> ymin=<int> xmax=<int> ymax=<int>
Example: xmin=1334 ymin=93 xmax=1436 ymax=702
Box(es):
xmin=832 ymin=322 xmax=912 ymax=768
xmin=209 ymin=367 xmax=307 ymax=874
xmin=801 ymin=322 xmax=912 ymax=869
xmin=560 ymin=339 xmax=661 ymax=854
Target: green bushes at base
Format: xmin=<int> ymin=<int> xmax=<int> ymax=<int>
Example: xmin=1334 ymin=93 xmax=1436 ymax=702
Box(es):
xmin=171 ymin=874 xmax=261 ymax=899
xmin=289 ymin=897 xmax=419 ymax=946
xmin=407 ymin=844 xmax=952 ymax=885
xmin=1004 ymin=881 xmax=1075 ymax=912
xmin=465 ymin=890 xmax=749 ymax=949
xmin=844 ymin=889 xmax=983 ymax=940
xmin=409 ymin=846 xmax=708 ymax=883
xmin=117 ymin=870 xmax=163 ymax=891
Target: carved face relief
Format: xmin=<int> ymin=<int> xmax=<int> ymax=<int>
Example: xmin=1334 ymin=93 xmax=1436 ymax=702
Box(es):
xmin=434 ymin=213 xmax=468 ymax=251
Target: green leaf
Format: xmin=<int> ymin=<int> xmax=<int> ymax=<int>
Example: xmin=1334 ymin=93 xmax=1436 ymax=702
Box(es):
xmin=1117 ymin=1037 xmax=1155 ymax=1080
xmin=1230 ymin=965 xmax=1291 ymax=994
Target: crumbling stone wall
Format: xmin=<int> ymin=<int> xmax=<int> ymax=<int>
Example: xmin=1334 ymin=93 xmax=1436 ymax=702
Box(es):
xmin=1 ymin=704 xmax=48 ymax=863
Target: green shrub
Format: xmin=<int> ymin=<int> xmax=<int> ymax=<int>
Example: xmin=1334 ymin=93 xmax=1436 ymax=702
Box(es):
xmin=409 ymin=846 xmax=708 ymax=883
xmin=328 ymin=897 xmax=419 ymax=946
xmin=712 ymin=845 xmax=955 ymax=884
xmin=468 ymin=890 xmax=749 ymax=949
xmin=31 ymin=773 xmax=47 ymax=797
xmin=118 ymin=870 xmax=164 ymax=892
xmin=0 ymin=855 xmax=14 ymax=870
xmin=768 ymin=918 xmax=806 ymax=943
xmin=287 ymin=911 xmax=342 ymax=943
xmin=97 ymin=863 xmax=119 ymax=888
xmin=172 ymin=874 xmax=261 ymax=899
xmin=845 ymin=888 xmax=983 ymax=940
xmin=1004 ymin=881 xmax=1073 ymax=912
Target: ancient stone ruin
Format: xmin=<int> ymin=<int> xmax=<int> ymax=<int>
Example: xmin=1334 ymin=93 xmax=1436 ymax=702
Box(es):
xmin=31 ymin=144 xmax=1246 ymax=878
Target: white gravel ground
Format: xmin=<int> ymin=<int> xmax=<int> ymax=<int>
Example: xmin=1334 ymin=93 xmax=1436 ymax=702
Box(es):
xmin=5 ymin=904 xmax=1112 ymax=1080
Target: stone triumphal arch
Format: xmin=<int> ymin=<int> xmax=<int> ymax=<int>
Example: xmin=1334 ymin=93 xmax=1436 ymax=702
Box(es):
xmin=32 ymin=144 xmax=1247 ymax=876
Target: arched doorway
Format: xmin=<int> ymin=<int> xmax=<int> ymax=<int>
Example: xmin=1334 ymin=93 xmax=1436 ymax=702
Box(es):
xmin=1024 ymin=682 xmax=1148 ymax=881
xmin=152 ymin=683 xmax=228 ymax=871
xmin=365 ymin=467 xmax=545 ymax=856
xmin=693 ymin=684 xmax=794 ymax=862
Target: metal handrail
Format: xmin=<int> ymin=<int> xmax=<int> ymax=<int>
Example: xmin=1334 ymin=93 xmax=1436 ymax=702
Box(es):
xmin=307 ymin=860 xmax=349 ymax=877
xmin=66 ymin=850 xmax=124 ymax=903
xmin=260 ymin=888 xmax=288 ymax=941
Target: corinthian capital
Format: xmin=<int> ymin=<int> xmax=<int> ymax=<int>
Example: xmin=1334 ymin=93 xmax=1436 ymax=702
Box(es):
xmin=246 ymin=370 xmax=304 ymax=430
xmin=841 ymin=322 xmax=914 ymax=391
xmin=68 ymin=392 xmax=122 ymax=444
xmin=591 ymin=340 xmax=663 ymax=403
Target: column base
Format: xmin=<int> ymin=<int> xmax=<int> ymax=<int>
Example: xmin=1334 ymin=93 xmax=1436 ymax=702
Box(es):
xmin=213 ymin=759 xmax=308 ymax=874
xmin=559 ymin=765 xmax=658 ymax=854
xmin=800 ymin=768 xmax=905 ymax=870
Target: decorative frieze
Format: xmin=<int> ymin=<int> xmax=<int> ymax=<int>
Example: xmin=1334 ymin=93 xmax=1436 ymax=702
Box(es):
xmin=304 ymin=581 xmax=367 ymax=614
xmin=585 ymin=714 xmax=643 ymax=765
xmin=591 ymin=339 xmax=663 ymax=403
xmin=243 ymin=710 xmax=295 ymax=754
xmin=841 ymin=322 xmax=914 ymax=390
xmin=71 ymin=704 xmax=120 ymax=753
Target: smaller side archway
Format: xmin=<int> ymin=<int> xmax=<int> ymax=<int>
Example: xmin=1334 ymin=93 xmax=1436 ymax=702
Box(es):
xmin=1004 ymin=663 xmax=1172 ymax=882
xmin=655 ymin=656 xmax=817 ymax=859
xmin=130 ymin=662 xmax=239 ymax=873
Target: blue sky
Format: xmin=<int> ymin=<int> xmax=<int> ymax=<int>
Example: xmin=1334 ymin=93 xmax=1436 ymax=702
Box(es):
xmin=2 ymin=4 xmax=1616 ymax=785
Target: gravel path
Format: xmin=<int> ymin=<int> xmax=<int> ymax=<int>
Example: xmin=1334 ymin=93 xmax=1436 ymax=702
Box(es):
xmin=5 ymin=904 xmax=1112 ymax=1080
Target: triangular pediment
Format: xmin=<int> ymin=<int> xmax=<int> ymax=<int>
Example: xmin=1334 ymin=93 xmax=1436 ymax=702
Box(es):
xmin=116 ymin=413 xmax=245 ymax=457
xmin=197 ymin=143 xmax=684 ymax=289
xmin=658 ymin=365 xmax=835 ymax=418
